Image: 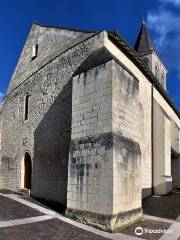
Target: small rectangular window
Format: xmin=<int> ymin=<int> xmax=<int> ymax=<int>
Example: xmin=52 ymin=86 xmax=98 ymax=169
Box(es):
xmin=32 ymin=44 xmax=38 ymax=60
xmin=24 ymin=94 xmax=29 ymax=121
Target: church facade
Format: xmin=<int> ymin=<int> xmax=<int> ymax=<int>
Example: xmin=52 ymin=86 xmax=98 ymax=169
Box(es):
xmin=0 ymin=22 xmax=180 ymax=231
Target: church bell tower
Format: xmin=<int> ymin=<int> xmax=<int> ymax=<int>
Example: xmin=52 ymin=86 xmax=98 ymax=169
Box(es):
xmin=134 ymin=21 xmax=168 ymax=90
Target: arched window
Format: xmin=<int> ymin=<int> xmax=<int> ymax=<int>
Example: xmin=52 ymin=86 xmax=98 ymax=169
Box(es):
xmin=32 ymin=44 xmax=38 ymax=60
xmin=24 ymin=94 xmax=29 ymax=121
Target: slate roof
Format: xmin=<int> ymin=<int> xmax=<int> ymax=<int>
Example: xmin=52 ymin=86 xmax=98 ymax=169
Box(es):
xmin=134 ymin=21 xmax=155 ymax=53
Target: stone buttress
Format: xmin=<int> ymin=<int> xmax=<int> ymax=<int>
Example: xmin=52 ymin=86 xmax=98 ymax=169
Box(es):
xmin=66 ymin=58 xmax=142 ymax=231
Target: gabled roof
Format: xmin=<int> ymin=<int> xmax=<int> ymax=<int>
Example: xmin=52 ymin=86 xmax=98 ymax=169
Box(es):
xmin=33 ymin=21 xmax=97 ymax=33
xmin=134 ymin=21 xmax=155 ymax=53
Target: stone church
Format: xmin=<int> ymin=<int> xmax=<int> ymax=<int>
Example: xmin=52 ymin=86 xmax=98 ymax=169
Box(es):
xmin=0 ymin=21 xmax=180 ymax=231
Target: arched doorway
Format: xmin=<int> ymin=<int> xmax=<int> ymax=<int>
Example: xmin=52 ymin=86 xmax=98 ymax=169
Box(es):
xmin=24 ymin=152 xmax=32 ymax=189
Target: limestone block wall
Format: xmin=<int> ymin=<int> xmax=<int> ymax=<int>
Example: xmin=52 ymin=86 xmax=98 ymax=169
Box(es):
xmin=153 ymin=88 xmax=180 ymax=193
xmin=139 ymin=76 xmax=152 ymax=199
xmin=153 ymin=88 xmax=180 ymax=131
xmin=67 ymin=60 xmax=114 ymax=224
xmin=0 ymin=29 xmax=106 ymax=209
xmin=171 ymin=120 xmax=180 ymax=153
xmin=153 ymin=99 xmax=172 ymax=195
xmin=137 ymin=52 xmax=167 ymax=89
xmin=151 ymin=52 xmax=167 ymax=89
xmin=112 ymin=61 xmax=141 ymax=224
xmin=129 ymin=52 xmax=152 ymax=199
xmin=67 ymin=59 xmax=142 ymax=231
xmin=105 ymin=39 xmax=152 ymax=199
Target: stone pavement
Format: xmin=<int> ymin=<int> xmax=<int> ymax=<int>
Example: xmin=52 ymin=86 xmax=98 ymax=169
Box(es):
xmin=0 ymin=193 xmax=141 ymax=240
xmin=0 ymin=195 xmax=44 ymax=221
xmin=0 ymin=192 xmax=180 ymax=240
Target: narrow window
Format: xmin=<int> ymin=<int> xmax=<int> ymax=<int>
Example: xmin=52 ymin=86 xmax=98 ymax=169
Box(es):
xmin=24 ymin=94 xmax=29 ymax=121
xmin=31 ymin=44 xmax=38 ymax=60
xmin=155 ymin=64 xmax=158 ymax=79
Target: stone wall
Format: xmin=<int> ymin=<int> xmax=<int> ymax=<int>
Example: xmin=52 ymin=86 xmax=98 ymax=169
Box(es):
xmin=0 ymin=25 xmax=106 ymax=209
xmin=104 ymin=39 xmax=152 ymax=199
xmin=153 ymin=99 xmax=172 ymax=195
xmin=151 ymin=52 xmax=167 ymax=89
xmin=7 ymin=23 xmax=92 ymax=94
xmin=67 ymin=60 xmax=142 ymax=231
xmin=67 ymin=60 xmax=114 ymax=228
xmin=171 ymin=120 xmax=180 ymax=153
xmin=139 ymin=74 xmax=152 ymax=199
xmin=112 ymin=61 xmax=142 ymax=228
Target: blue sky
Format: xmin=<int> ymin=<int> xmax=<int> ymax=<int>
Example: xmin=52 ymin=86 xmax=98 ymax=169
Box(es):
xmin=0 ymin=0 xmax=179 ymax=109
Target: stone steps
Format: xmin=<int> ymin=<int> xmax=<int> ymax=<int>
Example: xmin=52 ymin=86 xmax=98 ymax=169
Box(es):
xmin=14 ymin=188 xmax=30 ymax=196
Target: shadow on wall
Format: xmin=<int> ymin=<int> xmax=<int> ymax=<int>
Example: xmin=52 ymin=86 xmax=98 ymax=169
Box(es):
xmin=32 ymin=80 xmax=72 ymax=213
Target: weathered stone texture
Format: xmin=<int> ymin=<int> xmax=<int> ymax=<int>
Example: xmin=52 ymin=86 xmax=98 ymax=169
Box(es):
xmin=7 ymin=24 xmax=93 ymax=94
xmin=153 ymin=99 xmax=172 ymax=195
xmin=104 ymin=39 xmax=153 ymax=199
xmin=0 ymin=25 xmax=107 ymax=208
xmin=171 ymin=120 xmax=180 ymax=153
xmin=67 ymin=61 xmax=113 ymax=216
xmin=112 ymin=61 xmax=142 ymax=226
xmin=67 ymin=60 xmax=142 ymax=231
xmin=139 ymin=76 xmax=152 ymax=199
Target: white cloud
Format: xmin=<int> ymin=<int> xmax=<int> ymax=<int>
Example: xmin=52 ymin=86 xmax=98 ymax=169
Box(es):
xmin=147 ymin=8 xmax=180 ymax=75
xmin=159 ymin=0 xmax=180 ymax=6
xmin=147 ymin=10 xmax=180 ymax=47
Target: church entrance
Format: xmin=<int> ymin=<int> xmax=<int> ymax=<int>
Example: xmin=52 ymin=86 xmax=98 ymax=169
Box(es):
xmin=24 ymin=152 xmax=32 ymax=190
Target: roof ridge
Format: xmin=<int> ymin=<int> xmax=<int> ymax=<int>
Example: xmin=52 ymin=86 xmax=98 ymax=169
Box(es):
xmin=33 ymin=21 xmax=98 ymax=33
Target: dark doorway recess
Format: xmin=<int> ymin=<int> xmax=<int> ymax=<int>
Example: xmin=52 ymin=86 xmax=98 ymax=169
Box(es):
xmin=171 ymin=149 xmax=180 ymax=191
xmin=24 ymin=152 xmax=32 ymax=189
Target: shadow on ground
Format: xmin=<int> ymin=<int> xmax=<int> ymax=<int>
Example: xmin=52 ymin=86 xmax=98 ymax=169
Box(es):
xmin=143 ymin=192 xmax=180 ymax=220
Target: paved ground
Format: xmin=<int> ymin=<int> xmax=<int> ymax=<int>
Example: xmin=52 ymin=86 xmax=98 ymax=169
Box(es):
xmin=0 ymin=192 xmax=120 ymax=240
xmin=0 ymin=218 xmax=109 ymax=240
xmin=143 ymin=192 xmax=180 ymax=220
xmin=0 ymin=191 xmax=180 ymax=239
xmin=121 ymin=219 xmax=171 ymax=240
xmin=0 ymin=195 xmax=44 ymax=221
